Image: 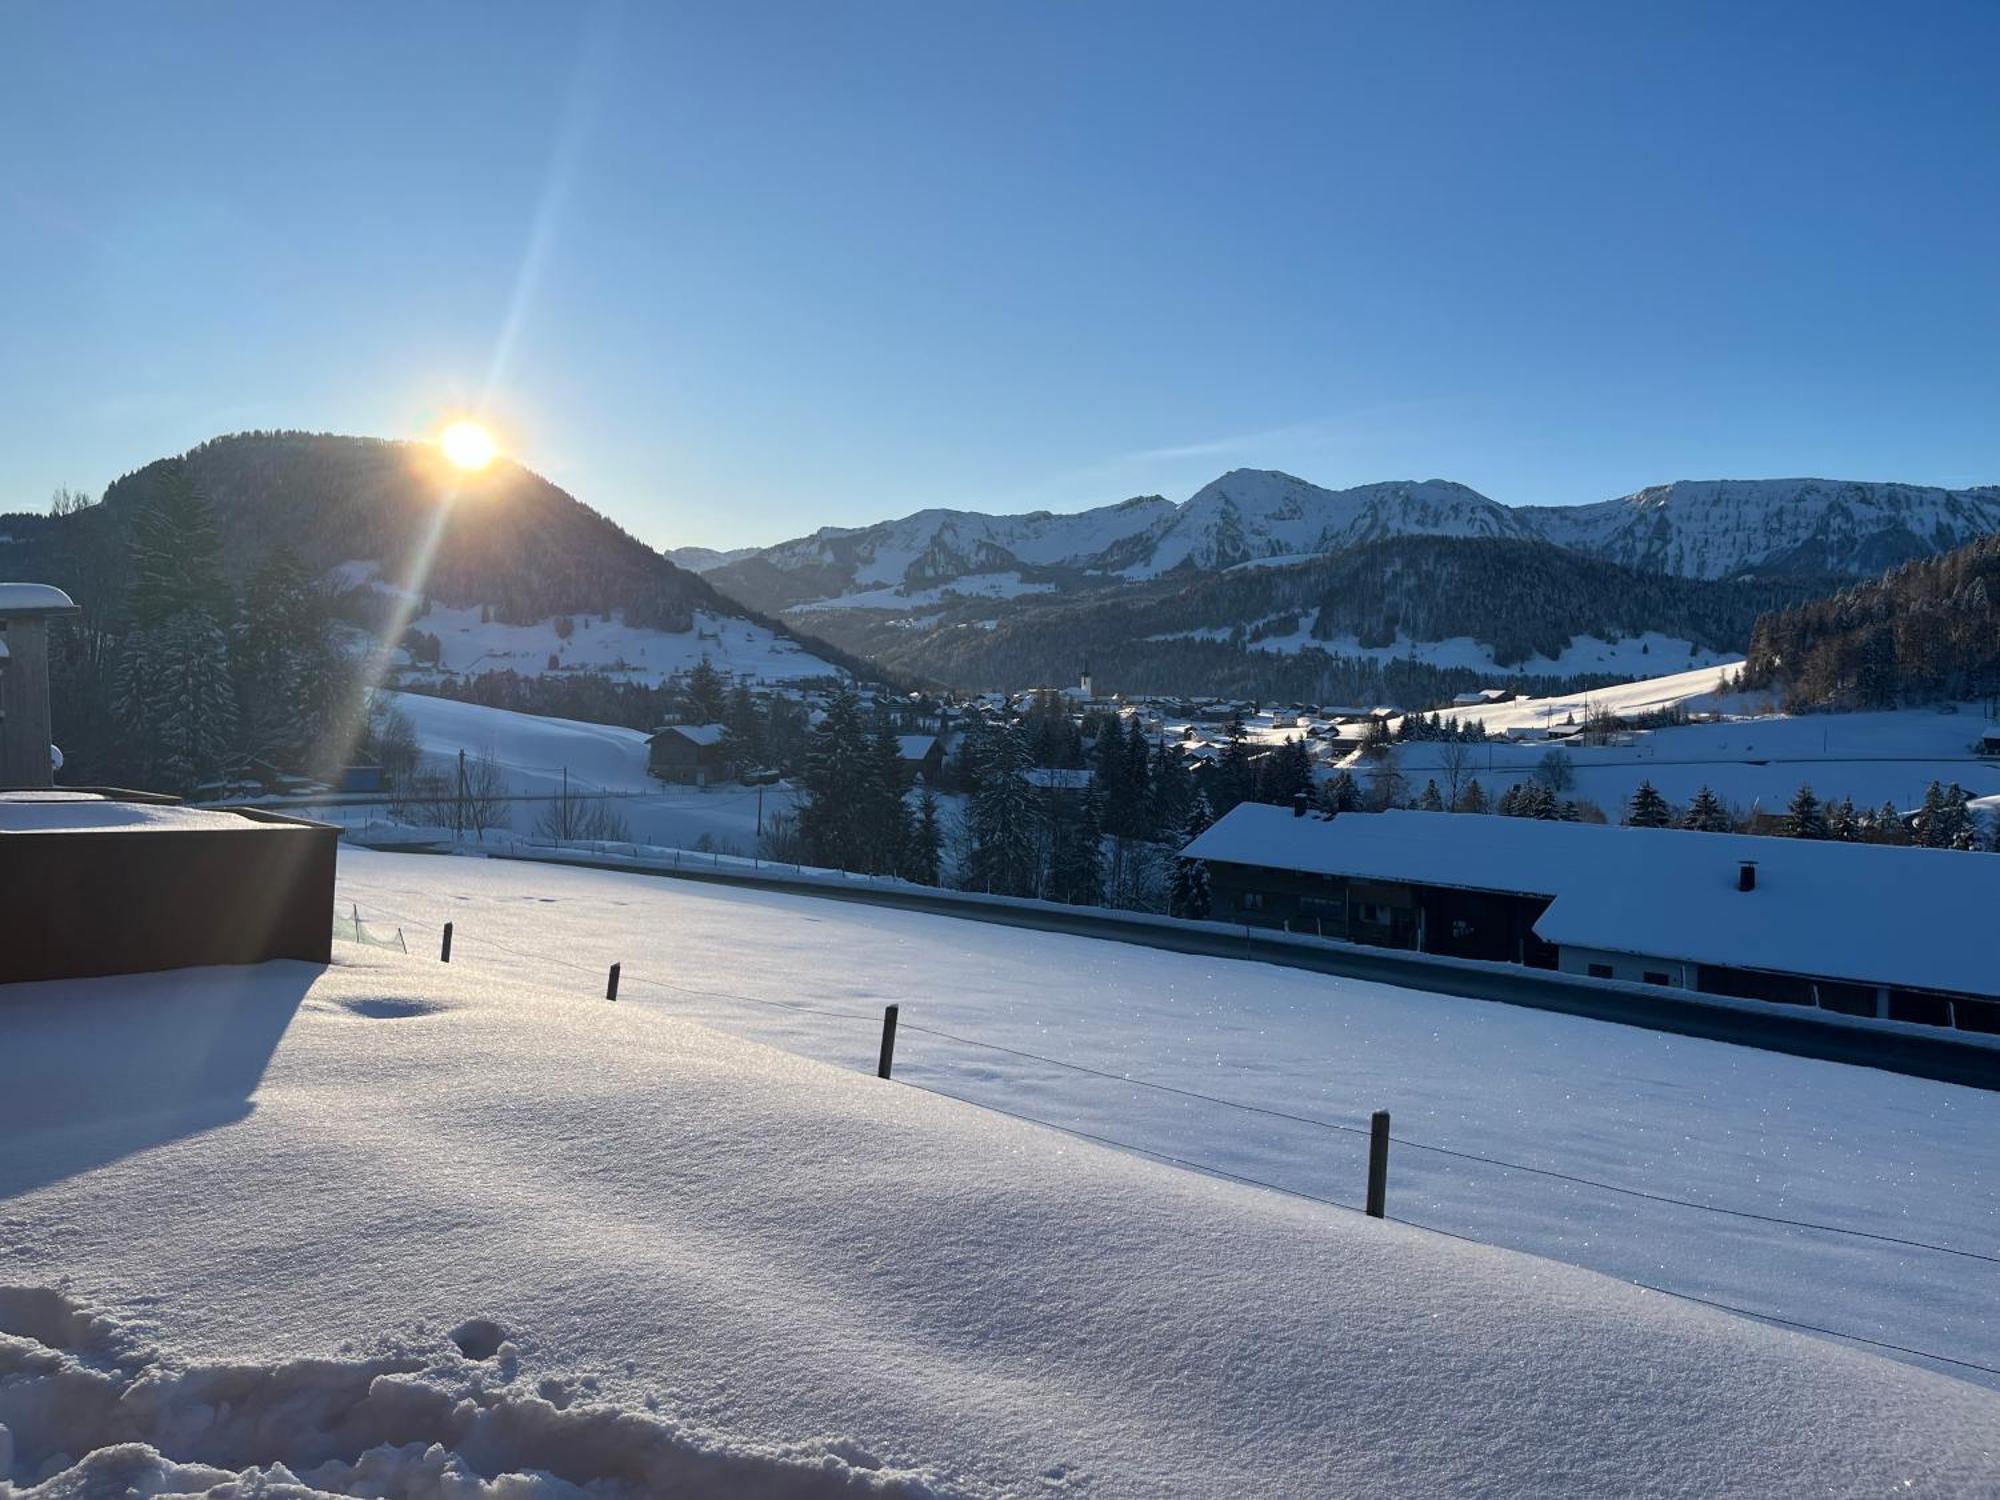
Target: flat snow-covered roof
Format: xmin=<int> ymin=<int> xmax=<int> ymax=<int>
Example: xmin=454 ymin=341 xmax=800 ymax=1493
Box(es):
xmin=1184 ymin=804 xmax=1998 ymax=999
xmin=0 ymin=790 xmax=281 ymax=834
xmin=0 ymin=583 xmax=78 ymax=615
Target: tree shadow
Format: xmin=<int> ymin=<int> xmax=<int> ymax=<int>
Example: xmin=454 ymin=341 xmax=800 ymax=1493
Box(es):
xmin=0 ymin=961 xmax=316 ymax=1199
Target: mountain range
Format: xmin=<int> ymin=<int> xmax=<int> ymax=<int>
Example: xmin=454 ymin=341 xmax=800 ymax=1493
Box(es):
xmin=688 ymin=470 xmax=2000 ymax=615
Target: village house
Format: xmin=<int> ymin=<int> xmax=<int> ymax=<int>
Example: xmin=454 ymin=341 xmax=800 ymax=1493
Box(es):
xmin=646 ymin=722 xmax=735 ymax=785
xmin=1182 ymin=803 xmax=1999 ymax=1033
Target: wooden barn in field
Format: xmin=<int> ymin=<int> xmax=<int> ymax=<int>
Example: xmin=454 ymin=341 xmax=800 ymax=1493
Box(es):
xmin=647 ymin=722 xmax=735 ymax=785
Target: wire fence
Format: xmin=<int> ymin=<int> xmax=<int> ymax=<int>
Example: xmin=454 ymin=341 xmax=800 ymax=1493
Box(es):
xmin=330 ymin=892 xmax=2000 ymax=1381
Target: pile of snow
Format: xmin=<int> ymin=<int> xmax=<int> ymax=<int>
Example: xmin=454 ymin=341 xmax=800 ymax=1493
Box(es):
xmin=0 ymin=791 xmax=274 ymax=835
xmin=335 ymin=849 xmax=2000 ymax=1395
xmin=7 ymin=948 xmax=2000 ymax=1495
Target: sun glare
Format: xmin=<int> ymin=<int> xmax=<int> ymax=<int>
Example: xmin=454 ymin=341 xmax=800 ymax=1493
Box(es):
xmin=440 ymin=419 xmax=499 ymax=471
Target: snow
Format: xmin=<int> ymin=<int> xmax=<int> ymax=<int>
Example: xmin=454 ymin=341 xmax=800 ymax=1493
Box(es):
xmin=653 ymin=721 xmax=726 ymax=748
xmin=0 ymin=583 xmax=76 ymax=615
xmin=1394 ymin=671 xmax=2000 ymax=818
xmin=1183 ymin=803 xmax=2000 ymax=999
xmin=1150 ymin=622 xmax=1730 ymax=675
xmin=327 ymin=850 xmax=2000 ymax=1399
xmin=9 ymin=930 xmax=2000 ymax=1496
xmin=336 ymin=565 xmax=839 ymax=688
xmin=790 ymin=573 xmax=1055 ymax=612
xmin=0 ymin=791 xmax=276 ymax=835
xmin=368 ymin=691 xmax=792 ymax=853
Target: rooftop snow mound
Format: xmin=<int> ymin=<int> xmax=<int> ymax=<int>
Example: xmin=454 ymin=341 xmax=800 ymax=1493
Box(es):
xmin=4 ymin=952 xmax=2000 ymax=1494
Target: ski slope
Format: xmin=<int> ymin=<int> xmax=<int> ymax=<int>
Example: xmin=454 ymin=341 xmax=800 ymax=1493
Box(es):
xmin=7 ymin=938 xmax=2000 ymax=1496
xmin=333 ymin=848 xmax=2000 ymax=1399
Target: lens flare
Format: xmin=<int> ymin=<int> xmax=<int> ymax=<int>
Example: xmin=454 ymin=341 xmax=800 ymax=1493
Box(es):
xmin=440 ymin=420 xmax=498 ymax=471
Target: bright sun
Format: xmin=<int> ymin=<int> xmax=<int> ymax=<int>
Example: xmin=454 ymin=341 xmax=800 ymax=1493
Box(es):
xmin=440 ymin=420 xmax=498 ymax=471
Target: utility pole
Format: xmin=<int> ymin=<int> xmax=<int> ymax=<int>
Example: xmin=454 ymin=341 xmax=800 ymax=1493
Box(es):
xmin=756 ymin=784 xmax=764 ymax=837
xmin=456 ymin=748 xmax=467 ymax=839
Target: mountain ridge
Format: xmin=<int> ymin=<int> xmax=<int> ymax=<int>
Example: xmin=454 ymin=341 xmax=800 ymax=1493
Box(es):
xmin=703 ymin=469 xmax=2000 ymax=615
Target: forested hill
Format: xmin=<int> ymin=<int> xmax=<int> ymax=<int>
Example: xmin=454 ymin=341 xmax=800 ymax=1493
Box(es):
xmin=88 ymin=431 xmax=718 ymax=631
xmin=1744 ymin=533 xmax=2000 ymax=708
xmin=807 ymin=536 xmax=1818 ymax=699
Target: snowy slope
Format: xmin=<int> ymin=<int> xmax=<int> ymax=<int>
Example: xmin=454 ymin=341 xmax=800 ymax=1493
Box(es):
xmin=663 ymin=543 xmax=761 ymax=573
xmin=8 ymin=942 xmax=2000 ymax=1497
xmin=346 ymin=562 xmax=841 ymax=688
xmin=333 ymin=849 xmax=2000 ymax=1399
xmin=1398 ymin=667 xmax=2000 ymax=817
xmin=362 ymin=690 xmax=797 ymax=853
xmin=1529 ymin=477 xmax=2000 ymax=579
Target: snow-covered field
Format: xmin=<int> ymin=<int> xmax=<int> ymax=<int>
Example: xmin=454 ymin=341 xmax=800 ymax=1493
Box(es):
xmin=1391 ymin=667 xmax=2000 ymax=817
xmin=350 ymin=691 xmax=794 ymax=854
xmin=1153 ymin=618 xmax=1731 ymax=676
xmin=336 ymin=562 xmax=841 ymax=688
xmin=8 ymin=933 xmax=2000 ymax=1496
xmin=329 ymin=850 xmax=2000 ymax=1400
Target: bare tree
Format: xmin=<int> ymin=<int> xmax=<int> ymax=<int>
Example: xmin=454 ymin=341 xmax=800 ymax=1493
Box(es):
xmin=1438 ymin=740 xmax=1475 ymax=810
xmin=463 ymin=750 xmax=511 ymax=841
xmin=1533 ymin=746 xmax=1576 ymax=795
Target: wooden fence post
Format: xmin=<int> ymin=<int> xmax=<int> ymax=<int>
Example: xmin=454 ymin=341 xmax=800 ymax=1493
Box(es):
xmin=441 ymin=921 xmax=454 ymax=963
xmin=878 ymin=1004 xmax=900 ymax=1079
xmin=607 ymin=962 xmax=621 ymax=1002
xmin=1366 ymin=1109 xmax=1390 ymax=1218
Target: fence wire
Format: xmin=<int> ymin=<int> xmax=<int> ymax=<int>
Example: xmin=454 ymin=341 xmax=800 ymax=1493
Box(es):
xmin=331 ymin=890 xmax=1998 ymax=1378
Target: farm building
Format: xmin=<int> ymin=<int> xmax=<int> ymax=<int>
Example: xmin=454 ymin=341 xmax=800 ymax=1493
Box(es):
xmin=894 ymin=734 xmax=944 ymax=785
xmin=1182 ymin=803 xmax=1999 ymax=1031
xmin=646 ymin=722 xmax=735 ymax=785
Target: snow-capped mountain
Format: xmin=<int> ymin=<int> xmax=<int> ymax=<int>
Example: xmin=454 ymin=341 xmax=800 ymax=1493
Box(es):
xmin=1526 ymin=479 xmax=2000 ymax=580
xmin=706 ymin=470 xmax=2000 ymax=614
xmin=664 ymin=544 xmax=761 ymax=573
xmin=1113 ymin=472 xmax=1538 ymax=575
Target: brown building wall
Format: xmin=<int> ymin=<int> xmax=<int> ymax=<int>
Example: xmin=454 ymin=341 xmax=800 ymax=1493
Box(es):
xmin=0 ymin=809 xmax=337 ymax=983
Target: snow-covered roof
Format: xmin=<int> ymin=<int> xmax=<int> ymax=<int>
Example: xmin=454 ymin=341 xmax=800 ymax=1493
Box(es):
xmin=0 ymin=790 xmax=278 ymax=834
xmin=651 ymin=722 xmax=727 ymax=746
xmin=895 ymin=734 xmax=939 ymax=760
xmin=0 ymin=582 xmax=78 ymax=615
xmin=1184 ymin=804 xmax=2000 ymax=999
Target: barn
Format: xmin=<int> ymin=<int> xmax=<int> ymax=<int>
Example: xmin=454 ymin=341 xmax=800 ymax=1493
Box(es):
xmin=1182 ymin=803 xmax=1999 ymax=1032
xmin=646 ymin=722 xmax=735 ymax=785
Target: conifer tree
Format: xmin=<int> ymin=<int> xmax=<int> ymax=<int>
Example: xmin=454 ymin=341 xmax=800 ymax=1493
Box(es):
xmin=965 ymin=721 xmax=1039 ymax=896
xmin=866 ymin=718 xmax=911 ymax=875
xmin=1624 ymin=780 xmax=1672 ymax=828
xmin=1318 ymin=769 xmax=1363 ymax=814
xmin=1212 ymin=713 xmax=1255 ymax=814
xmin=798 ymin=689 xmax=872 ymax=869
xmin=685 ymin=656 xmax=727 ymax=723
xmin=904 ymin=783 xmax=943 ymax=886
xmin=1458 ymin=778 xmax=1489 ymax=814
xmin=1047 ymin=784 xmax=1105 ymax=905
xmin=1827 ymin=796 xmax=1861 ymax=842
xmin=1782 ymin=784 xmax=1829 ymax=839
xmin=1169 ymin=798 xmax=1213 ymax=919
xmin=1680 ymin=785 xmax=1733 ymax=833
xmin=1418 ymin=779 xmax=1444 ymax=811
xmin=117 ymin=462 xmax=238 ymax=792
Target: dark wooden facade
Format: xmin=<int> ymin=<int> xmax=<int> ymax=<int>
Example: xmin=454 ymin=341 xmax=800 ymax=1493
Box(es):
xmin=646 ymin=727 xmax=736 ymax=786
xmin=1206 ymin=862 xmax=1557 ymax=966
xmin=0 ymin=798 xmax=337 ymax=984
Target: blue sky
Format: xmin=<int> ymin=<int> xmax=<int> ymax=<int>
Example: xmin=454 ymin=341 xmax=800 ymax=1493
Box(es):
xmin=4 ymin=2 xmax=1995 ymax=548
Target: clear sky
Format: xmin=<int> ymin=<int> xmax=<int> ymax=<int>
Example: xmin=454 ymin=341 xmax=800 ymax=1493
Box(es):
xmin=4 ymin=2 xmax=1996 ymax=549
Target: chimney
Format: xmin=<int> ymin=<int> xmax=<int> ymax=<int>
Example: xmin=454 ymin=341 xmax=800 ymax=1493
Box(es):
xmin=1738 ymin=861 xmax=1757 ymax=892
xmin=0 ymin=583 xmax=80 ymax=789
xmin=1293 ymin=791 xmax=1308 ymax=819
